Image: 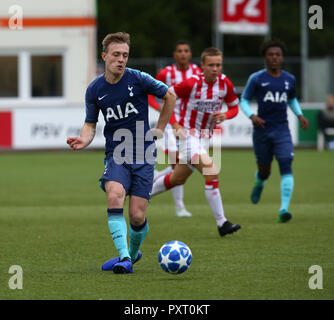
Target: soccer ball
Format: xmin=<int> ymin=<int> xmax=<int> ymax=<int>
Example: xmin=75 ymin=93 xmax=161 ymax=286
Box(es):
xmin=158 ymin=240 xmax=192 ymax=274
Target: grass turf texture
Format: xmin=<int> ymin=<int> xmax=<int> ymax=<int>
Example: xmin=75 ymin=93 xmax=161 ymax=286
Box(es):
xmin=0 ymin=150 xmax=333 ymax=300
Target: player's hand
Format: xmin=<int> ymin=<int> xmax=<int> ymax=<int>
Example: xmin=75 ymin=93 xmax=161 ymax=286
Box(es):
xmin=172 ymin=123 xmax=187 ymax=140
xmin=66 ymin=137 xmax=87 ymax=150
xmin=298 ymin=115 xmax=309 ymax=130
xmin=250 ymin=115 xmax=266 ymax=128
xmin=212 ymin=111 xmax=226 ymax=125
xmin=151 ymin=128 xmax=164 ymax=140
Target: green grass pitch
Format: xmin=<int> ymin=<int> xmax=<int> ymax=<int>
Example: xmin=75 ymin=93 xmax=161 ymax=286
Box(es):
xmin=0 ymin=149 xmax=333 ymax=300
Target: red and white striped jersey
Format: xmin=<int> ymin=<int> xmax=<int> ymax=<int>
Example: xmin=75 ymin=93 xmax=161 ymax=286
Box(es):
xmin=148 ymin=63 xmax=202 ymax=121
xmin=170 ymin=73 xmax=239 ymax=136
xmin=156 ymin=63 xmax=202 ymax=87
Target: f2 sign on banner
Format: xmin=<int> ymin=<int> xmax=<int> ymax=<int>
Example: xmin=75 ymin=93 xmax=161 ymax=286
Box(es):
xmin=219 ymin=0 xmax=269 ymax=34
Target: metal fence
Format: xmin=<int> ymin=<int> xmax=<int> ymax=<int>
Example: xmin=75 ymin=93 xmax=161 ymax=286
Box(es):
xmin=98 ymin=56 xmax=334 ymax=102
xmin=98 ymin=56 xmax=302 ymax=97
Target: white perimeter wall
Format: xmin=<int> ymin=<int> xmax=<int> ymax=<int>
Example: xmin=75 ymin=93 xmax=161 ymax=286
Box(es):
xmin=10 ymin=104 xmax=298 ymax=150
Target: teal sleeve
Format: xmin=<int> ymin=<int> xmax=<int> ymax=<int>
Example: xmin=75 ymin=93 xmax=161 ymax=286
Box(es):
xmin=240 ymin=98 xmax=255 ymax=118
xmin=288 ymin=98 xmax=303 ymax=117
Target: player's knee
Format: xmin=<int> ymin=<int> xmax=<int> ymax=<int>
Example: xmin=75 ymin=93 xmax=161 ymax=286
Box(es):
xmin=277 ymin=158 xmax=293 ymax=175
xmin=129 ymin=211 xmax=145 ymax=226
xmin=258 ymin=165 xmax=271 ymax=180
xmin=106 ymin=189 xmax=125 ymax=207
xmin=258 ymin=170 xmax=271 ymax=180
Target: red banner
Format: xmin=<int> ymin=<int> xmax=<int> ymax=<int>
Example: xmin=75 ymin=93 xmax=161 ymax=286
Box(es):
xmin=0 ymin=111 xmax=12 ymax=148
xmin=219 ymin=0 xmax=269 ymax=35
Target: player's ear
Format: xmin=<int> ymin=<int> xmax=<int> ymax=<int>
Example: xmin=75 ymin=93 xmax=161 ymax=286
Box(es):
xmin=101 ymin=51 xmax=107 ymax=62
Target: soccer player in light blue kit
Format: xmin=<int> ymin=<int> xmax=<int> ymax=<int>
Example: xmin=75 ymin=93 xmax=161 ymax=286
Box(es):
xmin=67 ymin=32 xmax=176 ymax=273
xmin=240 ymin=39 xmax=309 ymax=223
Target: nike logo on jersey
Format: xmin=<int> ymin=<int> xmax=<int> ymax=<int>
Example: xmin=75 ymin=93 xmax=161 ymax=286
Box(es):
xmin=98 ymin=94 xmax=108 ymax=100
xmin=261 ymin=82 xmax=270 ymax=87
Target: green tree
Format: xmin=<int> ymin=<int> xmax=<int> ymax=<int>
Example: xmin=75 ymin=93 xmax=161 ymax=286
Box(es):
xmin=97 ymin=0 xmax=211 ymax=58
xmin=97 ymin=0 xmax=334 ymax=58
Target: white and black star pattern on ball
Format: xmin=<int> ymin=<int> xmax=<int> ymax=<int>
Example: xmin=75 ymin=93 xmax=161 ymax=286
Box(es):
xmin=158 ymin=240 xmax=192 ymax=274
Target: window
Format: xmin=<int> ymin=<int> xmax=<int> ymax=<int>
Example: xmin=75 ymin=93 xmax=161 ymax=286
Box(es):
xmin=0 ymin=51 xmax=64 ymax=100
xmin=0 ymin=56 xmax=18 ymax=97
xmin=31 ymin=55 xmax=63 ymax=97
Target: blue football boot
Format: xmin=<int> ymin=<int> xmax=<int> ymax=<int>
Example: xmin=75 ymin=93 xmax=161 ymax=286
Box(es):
xmin=101 ymin=251 xmax=142 ymax=271
xmin=251 ymin=184 xmax=264 ymax=204
xmin=278 ymin=210 xmax=292 ymax=223
xmin=112 ymin=258 xmax=133 ymax=274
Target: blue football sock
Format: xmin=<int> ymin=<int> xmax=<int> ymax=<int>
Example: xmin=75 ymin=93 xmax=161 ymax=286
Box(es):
xmin=255 ymin=171 xmax=265 ymax=187
xmin=129 ymin=219 xmax=149 ymax=262
xmin=279 ymin=174 xmax=294 ymax=213
xmin=107 ymin=208 xmax=130 ymax=261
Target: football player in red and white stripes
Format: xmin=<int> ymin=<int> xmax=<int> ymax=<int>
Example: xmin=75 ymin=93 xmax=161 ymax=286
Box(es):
xmin=149 ymin=40 xmax=202 ymax=218
xmin=151 ymin=47 xmax=241 ymax=237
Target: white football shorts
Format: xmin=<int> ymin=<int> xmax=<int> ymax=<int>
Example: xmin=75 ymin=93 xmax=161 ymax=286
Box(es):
xmin=155 ymin=123 xmax=178 ymax=153
xmin=177 ymin=134 xmax=209 ymax=168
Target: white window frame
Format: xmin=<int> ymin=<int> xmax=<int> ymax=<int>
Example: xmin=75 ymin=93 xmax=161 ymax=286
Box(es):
xmin=0 ymin=49 xmax=67 ymax=107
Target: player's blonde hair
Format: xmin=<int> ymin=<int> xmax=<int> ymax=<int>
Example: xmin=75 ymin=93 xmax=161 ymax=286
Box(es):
xmin=201 ymin=47 xmax=223 ymax=63
xmin=102 ymin=32 xmax=131 ymax=53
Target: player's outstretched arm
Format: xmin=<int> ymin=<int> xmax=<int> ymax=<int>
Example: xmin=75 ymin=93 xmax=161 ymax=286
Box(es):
xmin=288 ymin=98 xmax=309 ymax=130
xmin=152 ymin=88 xmax=176 ymax=138
xmin=212 ymin=112 xmax=227 ymax=125
xmin=250 ymin=114 xmax=266 ymax=128
xmin=298 ymin=115 xmax=309 ymax=130
xmin=67 ymin=122 xmax=96 ymax=150
xmin=171 ymin=122 xmax=187 ymax=140
xmin=148 ymin=94 xmax=162 ymax=113
xmin=240 ymin=98 xmax=265 ymax=127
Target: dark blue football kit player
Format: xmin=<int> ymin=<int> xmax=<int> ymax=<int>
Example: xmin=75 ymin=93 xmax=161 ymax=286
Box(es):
xmin=240 ymin=39 xmax=308 ymax=223
xmin=67 ymin=32 xmax=176 ymax=273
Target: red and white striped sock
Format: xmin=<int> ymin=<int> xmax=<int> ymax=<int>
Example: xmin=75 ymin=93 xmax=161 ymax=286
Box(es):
xmin=151 ymin=173 xmax=174 ymax=196
xmin=205 ymin=180 xmax=227 ymax=227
